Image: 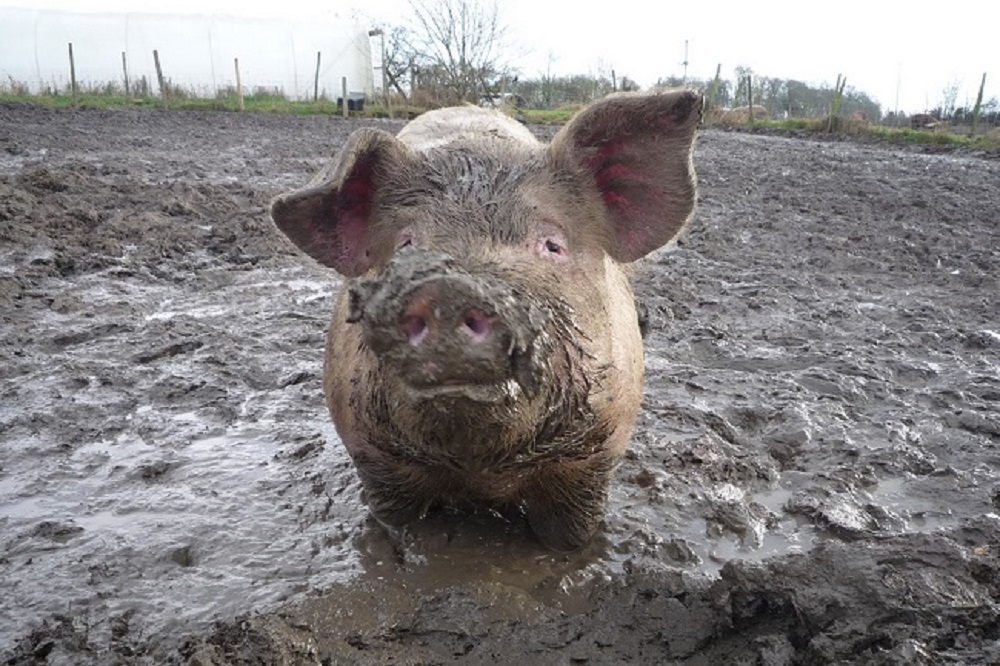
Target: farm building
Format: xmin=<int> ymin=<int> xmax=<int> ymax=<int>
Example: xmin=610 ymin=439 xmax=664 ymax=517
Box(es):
xmin=0 ymin=7 xmax=375 ymax=100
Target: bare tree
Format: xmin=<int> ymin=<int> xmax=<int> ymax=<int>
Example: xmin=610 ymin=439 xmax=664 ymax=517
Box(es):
xmin=939 ymin=78 xmax=961 ymax=121
xmin=381 ymin=25 xmax=415 ymax=100
xmin=733 ymin=65 xmax=754 ymax=106
xmin=405 ymin=0 xmax=512 ymax=105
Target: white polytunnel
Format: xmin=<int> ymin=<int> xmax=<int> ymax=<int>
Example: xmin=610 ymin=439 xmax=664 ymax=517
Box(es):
xmin=0 ymin=7 xmax=375 ymax=99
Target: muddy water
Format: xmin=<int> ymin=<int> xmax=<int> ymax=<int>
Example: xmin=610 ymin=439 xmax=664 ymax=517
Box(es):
xmin=1 ymin=103 xmax=999 ymax=664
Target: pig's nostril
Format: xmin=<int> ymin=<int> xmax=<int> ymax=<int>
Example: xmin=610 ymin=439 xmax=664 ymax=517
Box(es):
xmin=461 ymin=310 xmax=493 ymax=342
xmin=402 ymin=315 xmax=428 ymax=346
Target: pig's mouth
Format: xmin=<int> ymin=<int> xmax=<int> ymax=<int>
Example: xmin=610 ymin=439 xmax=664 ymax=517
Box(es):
xmin=404 ymin=377 xmax=523 ymax=404
xmin=394 ymin=340 xmax=541 ymax=404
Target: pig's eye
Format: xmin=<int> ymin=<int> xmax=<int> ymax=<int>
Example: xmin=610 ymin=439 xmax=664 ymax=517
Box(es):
xmin=535 ymin=223 xmax=569 ymax=263
xmin=543 ymin=239 xmax=564 ymax=255
xmin=395 ymin=226 xmax=416 ymax=251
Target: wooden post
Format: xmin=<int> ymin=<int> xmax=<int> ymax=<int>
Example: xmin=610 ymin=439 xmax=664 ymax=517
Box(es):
xmin=121 ymin=51 xmax=130 ymax=97
xmin=827 ymin=74 xmax=845 ymax=133
xmin=708 ymin=63 xmax=721 ymax=116
xmin=971 ymin=72 xmax=987 ymax=135
xmin=234 ymin=57 xmax=245 ymax=112
xmin=379 ymin=31 xmax=391 ymax=119
xmin=747 ymin=75 xmax=754 ymax=123
xmin=341 ymin=76 xmax=348 ymax=118
xmin=314 ymin=51 xmax=321 ymax=102
xmin=68 ymin=42 xmax=78 ymax=102
xmin=153 ymin=49 xmax=167 ymax=107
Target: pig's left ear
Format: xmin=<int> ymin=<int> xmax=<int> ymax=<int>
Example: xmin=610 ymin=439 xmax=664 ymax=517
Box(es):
xmin=548 ymin=90 xmax=703 ymax=263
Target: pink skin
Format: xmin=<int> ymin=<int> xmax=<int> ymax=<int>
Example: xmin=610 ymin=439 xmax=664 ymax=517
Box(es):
xmin=401 ymin=311 xmax=429 ymax=347
xmin=399 ymin=295 xmax=497 ymax=348
xmin=535 ymin=222 xmax=570 ymax=265
xmin=459 ymin=309 xmax=495 ymax=343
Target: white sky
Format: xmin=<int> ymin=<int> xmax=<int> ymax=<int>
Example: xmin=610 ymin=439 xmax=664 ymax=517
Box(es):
xmin=7 ymin=0 xmax=998 ymax=114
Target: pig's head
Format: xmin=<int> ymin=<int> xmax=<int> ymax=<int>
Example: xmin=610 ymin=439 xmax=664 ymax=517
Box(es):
xmin=271 ymin=91 xmax=701 ymax=550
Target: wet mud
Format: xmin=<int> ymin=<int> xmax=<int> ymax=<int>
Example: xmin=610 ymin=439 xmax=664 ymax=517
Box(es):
xmin=1 ymin=102 xmax=998 ymax=664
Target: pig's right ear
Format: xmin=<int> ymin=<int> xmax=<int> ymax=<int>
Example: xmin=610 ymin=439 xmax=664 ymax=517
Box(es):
xmin=270 ymin=128 xmax=411 ymax=277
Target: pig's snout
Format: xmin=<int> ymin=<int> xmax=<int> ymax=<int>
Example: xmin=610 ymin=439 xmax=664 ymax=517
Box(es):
xmin=372 ymin=275 xmax=520 ymax=392
xmin=400 ymin=282 xmax=499 ymax=348
xmin=351 ymin=260 xmax=549 ymax=400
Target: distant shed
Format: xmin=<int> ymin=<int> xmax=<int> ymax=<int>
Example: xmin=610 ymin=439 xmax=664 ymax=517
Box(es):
xmin=0 ymin=7 xmax=375 ymax=99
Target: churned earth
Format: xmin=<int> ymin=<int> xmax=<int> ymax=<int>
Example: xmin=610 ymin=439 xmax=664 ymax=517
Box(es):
xmin=1 ymin=101 xmax=998 ymax=665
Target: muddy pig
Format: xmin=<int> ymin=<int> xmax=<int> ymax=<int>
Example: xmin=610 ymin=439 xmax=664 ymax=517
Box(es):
xmin=270 ymin=91 xmax=702 ymax=550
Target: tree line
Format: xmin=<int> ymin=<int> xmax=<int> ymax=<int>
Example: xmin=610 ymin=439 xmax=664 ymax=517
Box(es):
xmin=636 ymin=70 xmax=882 ymax=121
xmin=380 ymin=0 xmax=996 ymax=126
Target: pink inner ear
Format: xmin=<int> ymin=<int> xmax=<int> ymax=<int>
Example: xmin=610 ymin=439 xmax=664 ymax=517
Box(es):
xmin=590 ymin=140 xmax=642 ymax=213
xmin=327 ymin=161 xmax=376 ymax=274
xmin=336 ymin=161 xmax=374 ymax=221
xmin=597 ymin=165 xmax=634 ymax=209
xmin=589 ymin=139 xmax=664 ymax=255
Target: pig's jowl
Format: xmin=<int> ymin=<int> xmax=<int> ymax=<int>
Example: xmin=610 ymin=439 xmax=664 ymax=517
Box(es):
xmin=271 ymin=91 xmax=703 ymax=550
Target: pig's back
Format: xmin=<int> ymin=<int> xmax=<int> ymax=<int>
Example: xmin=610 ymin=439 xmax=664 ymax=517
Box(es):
xmin=396 ymin=106 xmax=539 ymax=152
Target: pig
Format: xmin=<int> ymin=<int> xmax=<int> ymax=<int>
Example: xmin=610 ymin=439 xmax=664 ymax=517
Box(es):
xmin=270 ymin=90 xmax=702 ymax=550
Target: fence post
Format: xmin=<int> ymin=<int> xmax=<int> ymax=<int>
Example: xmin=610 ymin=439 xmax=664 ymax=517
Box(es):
xmin=708 ymin=64 xmax=721 ymax=117
xmin=153 ymin=49 xmax=167 ymax=107
xmin=234 ymin=57 xmax=245 ymax=111
xmin=971 ymin=72 xmax=987 ymax=135
xmin=747 ymin=75 xmax=754 ymax=122
xmin=314 ymin=51 xmax=322 ymax=103
xmin=121 ymin=51 xmax=130 ymax=97
xmin=341 ymin=76 xmax=348 ymax=118
xmin=68 ymin=42 xmax=78 ymax=102
xmin=827 ymin=74 xmax=846 ymax=133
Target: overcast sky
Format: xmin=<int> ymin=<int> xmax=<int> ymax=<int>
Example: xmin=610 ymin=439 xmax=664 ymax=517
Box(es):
xmin=9 ymin=0 xmax=998 ymax=114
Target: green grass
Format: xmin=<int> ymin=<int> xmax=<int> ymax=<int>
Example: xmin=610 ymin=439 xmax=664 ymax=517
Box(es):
xmin=519 ymin=107 xmax=580 ymax=125
xmin=0 ymin=86 xmax=577 ymax=124
xmin=864 ymin=124 xmax=997 ymax=147
xmin=727 ymin=116 xmax=1000 ymax=150
xmin=0 ymin=87 xmax=371 ymax=115
xmin=0 ymin=88 xmax=433 ymax=119
xmin=3 ymin=86 xmax=998 ymax=150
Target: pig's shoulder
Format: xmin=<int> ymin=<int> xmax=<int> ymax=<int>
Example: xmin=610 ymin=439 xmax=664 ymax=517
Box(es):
xmin=396 ymin=106 xmax=539 ymax=152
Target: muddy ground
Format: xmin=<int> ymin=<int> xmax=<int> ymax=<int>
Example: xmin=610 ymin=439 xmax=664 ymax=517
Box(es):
xmin=1 ymin=101 xmax=998 ymax=665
